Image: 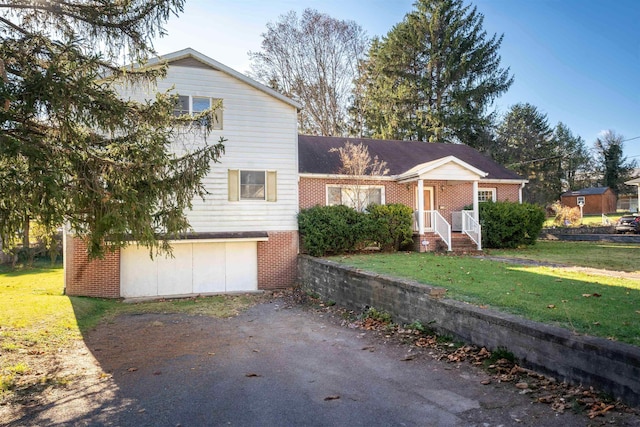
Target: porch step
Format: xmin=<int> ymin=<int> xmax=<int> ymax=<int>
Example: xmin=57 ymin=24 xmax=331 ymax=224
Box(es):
xmin=447 ymin=233 xmax=482 ymax=254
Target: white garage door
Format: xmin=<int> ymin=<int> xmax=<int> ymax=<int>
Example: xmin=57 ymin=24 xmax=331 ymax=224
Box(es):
xmin=120 ymin=241 xmax=258 ymax=298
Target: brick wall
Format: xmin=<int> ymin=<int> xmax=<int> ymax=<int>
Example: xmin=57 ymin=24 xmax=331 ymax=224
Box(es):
xmin=65 ymin=237 xmax=121 ymax=298
xmin=495 ymin=183 xmax=521 ymax=202
xmin=257 ymin=231 xmax=299 ymax=289
xmin=299 ymin=177 xmax=413 ymax=209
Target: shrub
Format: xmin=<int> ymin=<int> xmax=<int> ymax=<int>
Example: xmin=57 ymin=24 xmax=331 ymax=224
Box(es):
xmin=553 ymin=205 xmax=581 ymax=227
xmin=298 ymin=205 xmax=367 ymax=256
xmin=365 ymin=204 xmax=414 ymax=251
xmin=479 ymin=201 xmax=546 ymax=248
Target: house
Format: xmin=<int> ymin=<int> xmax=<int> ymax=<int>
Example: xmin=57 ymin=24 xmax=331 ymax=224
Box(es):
xmin=622 ymin=176 xmax=640 ymax=212
xmin=64 ymin=48 xmax=301 ymax=299
xmin=560 ymin=187 xmax=617 ymax=215
xmin=298 ymin=135 xmax=527 ymax=252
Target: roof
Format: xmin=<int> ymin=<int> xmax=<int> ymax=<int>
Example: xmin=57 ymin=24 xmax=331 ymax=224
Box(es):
xmin=560 ymin=187 xmax=611 ymax=197
xmin=146 ymin=48 xmax=302 ymax=110
xmin=298 ymin=135 xmax=524 ymax=181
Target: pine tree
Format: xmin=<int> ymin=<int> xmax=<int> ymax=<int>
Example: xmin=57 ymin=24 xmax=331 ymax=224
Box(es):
xmin=594 ymin=131 xmax=637 ymax=195
xmin=0 ymin=1 xmax=225 ymax=258
xmin=494 ymin=103 xmax=556 ymax=205
xmin=355 ymin=0 xmax=512 ymax=145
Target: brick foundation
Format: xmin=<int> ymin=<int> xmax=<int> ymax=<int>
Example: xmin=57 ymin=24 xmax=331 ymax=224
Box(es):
xmin=64 ymin=237 xmax=121 ymax=298
xmin=257 ymin=231 xmax=299 ymax=289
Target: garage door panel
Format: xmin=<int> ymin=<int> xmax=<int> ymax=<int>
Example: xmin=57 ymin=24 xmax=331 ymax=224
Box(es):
xmin=121 ymin=246 xmax=158 ymax=298
xmin=193 ymin=243 xmax=226 ymax=293
xmin=225 ymin=242 xmax=258 ymax=292
xmin=157 ymin=244 xmax=193 ymax=296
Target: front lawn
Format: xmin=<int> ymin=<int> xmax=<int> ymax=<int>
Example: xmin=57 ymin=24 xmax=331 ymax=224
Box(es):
xmin=487 ymin=240 xmax=639 ymax=273
xmin=331 ymin=244 xmax=640 ymax=346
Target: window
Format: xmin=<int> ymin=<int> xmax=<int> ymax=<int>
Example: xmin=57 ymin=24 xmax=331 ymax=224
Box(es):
xmin=173 ymin=95 xmax=223 ymax=129
xmin=228 ymin=170 xmax=277 ymax=202
xmin=478 ymin=188 xmax=496 ymax=202
xmin=326 ymin=185 xmax=384 ymax=211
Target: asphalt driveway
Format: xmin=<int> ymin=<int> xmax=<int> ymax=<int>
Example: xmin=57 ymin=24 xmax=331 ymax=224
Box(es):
xmin=7 ymin=298 xmax=632 ymax=426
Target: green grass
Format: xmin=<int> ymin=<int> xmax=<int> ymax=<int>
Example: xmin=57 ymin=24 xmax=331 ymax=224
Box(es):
xmin=331 ymin=250 xmax=640 ymax=346
xmin=487 ymin=241 xmax=639 ymax=273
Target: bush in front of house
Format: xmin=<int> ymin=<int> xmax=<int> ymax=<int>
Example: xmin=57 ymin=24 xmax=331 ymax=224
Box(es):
xmin=298 ymin=205 xmax=368 ymax=256
xmin=365 ymin=204 xmax=414 ymax=252
xmin=298 ymin=204 xmax=415 ymax=256
xmin=479 ymin=201 xmax=546 ymax=248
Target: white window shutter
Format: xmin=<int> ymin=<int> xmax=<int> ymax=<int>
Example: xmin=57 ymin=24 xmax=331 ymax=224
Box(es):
xmin=266 ymin=171 xmax=277 ymax=202
xmin=228 ymin=169 xmax=239 ymax=201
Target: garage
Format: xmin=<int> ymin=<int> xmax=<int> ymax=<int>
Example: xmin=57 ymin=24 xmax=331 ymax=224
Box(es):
xmin=120 ymin=240 xmax=259 ymax=298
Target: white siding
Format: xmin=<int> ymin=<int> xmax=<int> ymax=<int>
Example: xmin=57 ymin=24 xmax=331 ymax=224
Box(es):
xmin=419 ymin=163 xmax=480 ymax=181
xmin=118 ymin=61 xmax=299 ymax=233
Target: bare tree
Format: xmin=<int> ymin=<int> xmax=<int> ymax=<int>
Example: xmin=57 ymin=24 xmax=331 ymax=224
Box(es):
xmin=330 ymin=142 xmax=388 ymax=211
xmin=249 ymin=9 xmax=368 ymax=136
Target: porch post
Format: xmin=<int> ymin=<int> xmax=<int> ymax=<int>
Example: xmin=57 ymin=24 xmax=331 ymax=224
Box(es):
xmin=417 ymin=179 xmax=424 ymax=235
xmin=472 ymin=180 xmax=479 ymax=223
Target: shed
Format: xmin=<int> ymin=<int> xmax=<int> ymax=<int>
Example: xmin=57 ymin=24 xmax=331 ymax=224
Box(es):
xmin=560 ymin=187 xmax=617 ymax=214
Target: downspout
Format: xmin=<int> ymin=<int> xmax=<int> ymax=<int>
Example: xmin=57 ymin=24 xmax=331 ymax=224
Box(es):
xmin=519 ymin=182 xmax=526 ymax=204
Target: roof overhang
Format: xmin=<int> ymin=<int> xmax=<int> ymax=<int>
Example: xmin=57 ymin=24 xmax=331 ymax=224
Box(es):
xmin=625 ymin=177 xmax=640 ymax=186
xmin=143 ymin=48 xmax=302 ymax=110
xmin=397 ymin=156 xmax=488 ymax=183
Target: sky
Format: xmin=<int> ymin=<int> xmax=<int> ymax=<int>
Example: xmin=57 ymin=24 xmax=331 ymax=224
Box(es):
xmin=152 ymin=0 xmax=640 ymax=162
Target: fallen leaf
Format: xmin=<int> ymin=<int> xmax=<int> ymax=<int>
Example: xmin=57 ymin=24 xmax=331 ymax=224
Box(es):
xmin=245 ymin=373 xmax=262 ymax=377
xmin=592 ymin=293 xmax=601 ymax=297
xmin=127 ymin=367 xmax=138 ymax=372
xmin=515 ymin=382 xmax=529 ymax=389
xmin=324 ymin=395 xmax=340 ymax=401
xmin=547 ymin=304 xmax=555 ymax=309
xmin=361 ymin=346 xmax=375 ymax=352
xmin=153 ymin=371 xmax=162 ymax=376
xmin=208 ymin=352 xmax=216 ymax=356
xmin=401 ymin=355 xmax=416 ymax=361
xmin=582 ymin=294 xmax=591 ymax=298
xmin=481 ymin=379 xmax=491 ymax=385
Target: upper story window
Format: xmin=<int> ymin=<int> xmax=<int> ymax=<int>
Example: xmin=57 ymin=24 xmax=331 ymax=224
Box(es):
xmin=327 ymin=185 xmax=384 ymax=211
xmin=173 ymin=95 xmax=223 ymax=129
xmin=478 ymin=188 xmax=496 ymax=202
xmin=241 ymin=170 xmax=266 ymax=200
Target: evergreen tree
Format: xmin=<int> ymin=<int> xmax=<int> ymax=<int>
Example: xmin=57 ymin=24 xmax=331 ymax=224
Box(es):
xmin=594 ymin=131 xmax=637 ymax=195
xmin=0 ymin=1 xmax=225 ymax=258
xmin=553 ymin=122 xmax=592 ymax=191
xmin=355 ymin=0 xmax=512 ymax=145
xmin=494 ymin=103 xmax=557 ymax=205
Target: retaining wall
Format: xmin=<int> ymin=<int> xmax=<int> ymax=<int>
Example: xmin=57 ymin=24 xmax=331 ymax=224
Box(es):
xmin=298 ymin=255 xmax=640 ymax=406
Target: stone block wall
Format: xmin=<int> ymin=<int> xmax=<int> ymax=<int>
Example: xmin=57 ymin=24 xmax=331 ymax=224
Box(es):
xmin=298 ymin=255 xmax=640 ymax=406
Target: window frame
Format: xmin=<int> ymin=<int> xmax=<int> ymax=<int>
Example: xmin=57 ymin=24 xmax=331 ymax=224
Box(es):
xmin=173 ymin=95 xmax=223 ymax=129
xmin=325 ymin=184 xmax=385 ymax=211
xmin=228 ymin=169 xmax=277 ymax=202
xmin=478 ymin=188 xmax=496 ymax=203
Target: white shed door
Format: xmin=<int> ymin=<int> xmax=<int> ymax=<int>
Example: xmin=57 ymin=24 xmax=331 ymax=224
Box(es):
xmin=120 ymin=241 xmax=258 ymax=298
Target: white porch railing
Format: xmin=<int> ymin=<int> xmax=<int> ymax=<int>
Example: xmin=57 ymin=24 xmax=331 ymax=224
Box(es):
xmin=428 ymin=210 xmax=451 ymax=251
xmin=602 ymin=213 xmax=612 ymax=225
xmin=461 ymin=210 xmax=482 ymax=250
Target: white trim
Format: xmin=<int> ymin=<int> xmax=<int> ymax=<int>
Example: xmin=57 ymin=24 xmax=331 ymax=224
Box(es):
xmin=148 ymin=48 xmax=302 ymax=110
xmin=480 ymin=178 xmax=529 ymax=184
xmin=165 ymin=237 xmax=268 ymax=244
xmin=478 ymin=188 xmax=497 ymax=202
xmin=397 ymin=156 xmax=487 ymax=182
xmin=326 ymin=184 xmax=386 ymax=209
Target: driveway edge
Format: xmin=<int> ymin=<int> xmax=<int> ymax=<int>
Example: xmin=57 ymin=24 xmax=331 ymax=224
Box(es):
xmin=298 ymin=255 xmax=640 ymax=407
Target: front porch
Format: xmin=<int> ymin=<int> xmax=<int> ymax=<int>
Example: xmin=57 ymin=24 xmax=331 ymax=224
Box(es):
xmin=413 ymin=210 xmax=482 ymax=253
xmin=398 ymin=156 xmax=487 ymax=252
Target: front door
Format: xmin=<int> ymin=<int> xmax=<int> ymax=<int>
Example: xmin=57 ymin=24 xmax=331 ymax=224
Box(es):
xmin=423 ymin=187 xmax=433 ymax=230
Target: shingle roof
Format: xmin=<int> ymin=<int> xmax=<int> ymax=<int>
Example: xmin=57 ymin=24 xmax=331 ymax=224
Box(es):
xmin=298 ymin=135 xmax=524 ymax=181
xmin=561 ymin=187 xmax=611 ymax=197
